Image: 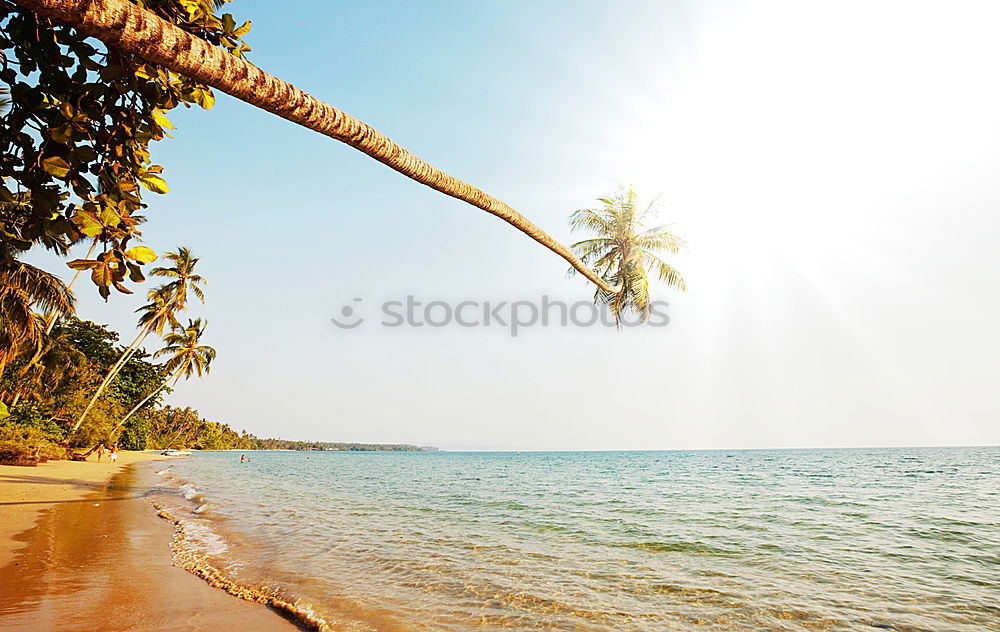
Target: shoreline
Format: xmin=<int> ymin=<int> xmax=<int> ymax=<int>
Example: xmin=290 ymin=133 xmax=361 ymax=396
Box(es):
xmin=0 ymin=454 xmax=298 ymax=631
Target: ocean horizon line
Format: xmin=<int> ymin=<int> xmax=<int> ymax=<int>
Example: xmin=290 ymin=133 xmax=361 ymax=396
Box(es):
xmin=210 ymin=443 xmax=1000 ymax=453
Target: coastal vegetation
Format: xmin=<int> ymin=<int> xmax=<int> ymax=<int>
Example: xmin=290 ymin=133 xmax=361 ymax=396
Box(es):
xmin=0 ymin=310 xmax=430 ymax=460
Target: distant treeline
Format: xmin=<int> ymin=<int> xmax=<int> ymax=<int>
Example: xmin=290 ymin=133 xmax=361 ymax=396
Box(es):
xmin=263 ymin=441 xmax=438 ymax=452
xmin=0 ymin=317 xmax=435 ymax=458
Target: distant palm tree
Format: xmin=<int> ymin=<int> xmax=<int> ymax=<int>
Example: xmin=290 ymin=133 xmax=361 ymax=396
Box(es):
xmin=149 ymin=247 xmax=206 ymax=310
xmin=108 ymin=319 xmax=215 ymax=442
xmin=569 ymin=186 xmax=686 ymax=327
xmin=71 ymin=247 xmax=205 ymax=434
xmin=10 ymin=0 xmax=617 ymax=295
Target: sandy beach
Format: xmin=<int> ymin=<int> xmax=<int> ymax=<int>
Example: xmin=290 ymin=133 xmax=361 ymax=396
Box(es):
xmin=0 ymin=453 xmax=298 ymax=631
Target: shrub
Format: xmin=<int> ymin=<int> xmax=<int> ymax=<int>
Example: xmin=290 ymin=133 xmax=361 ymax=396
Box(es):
xmin=0 ymin=424 xmax=66 ymax=464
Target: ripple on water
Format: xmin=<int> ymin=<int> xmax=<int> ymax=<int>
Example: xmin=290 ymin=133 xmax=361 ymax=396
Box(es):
xmin=150 ymin=448 xmax=1000 ymax=632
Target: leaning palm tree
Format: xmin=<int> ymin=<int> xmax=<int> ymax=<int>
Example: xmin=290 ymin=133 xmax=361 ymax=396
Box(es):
xmin=70 ymin=247 xmax=205 ymax=434
xmin=568 ymin=186 xmax=686 ymax=327
xmin=107 ymin=318 xmax=215 ymax=442
xmin=42 ymin=239 xmax=98 ymax=335
xmin=0 ymin=256 xmax=75 ymax=381
xmin=10 ymin=0 xmax=618 ymax=296
xmin=6 ymin=238 xmax=100 ymax=397
xmin=8 ymin=319 xmax=87 ymax=407
xmin=148 ymin=247 xmax=205 ymax=311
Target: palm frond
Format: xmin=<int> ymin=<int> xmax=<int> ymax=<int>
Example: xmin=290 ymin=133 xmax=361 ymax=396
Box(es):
xmin=644 ymin=252 xmax=687 ymax=291
xmin=568 ymin=185 xmax=685 ymax=327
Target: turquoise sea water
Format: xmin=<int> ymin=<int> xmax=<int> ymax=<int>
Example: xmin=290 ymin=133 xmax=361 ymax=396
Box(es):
xmin=149 ymin=448 xmax=1000 ymax=631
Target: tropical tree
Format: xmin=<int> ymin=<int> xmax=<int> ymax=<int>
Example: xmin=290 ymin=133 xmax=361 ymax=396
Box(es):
xmin=0 ymin=1 xmax=246 ymax=295
xmin=3 ymin=238 xmax=101 ymax=398
xmin=0 ymin=257 xmax=75 ymax=381
xmin=7 ymin=316 xmax=85 ymax=406
xmin=70 ymin=247 xmax=205 ymax=433
xmin=108 ymin=318 xmax=214 ymax=442
xmin=5 ymin=0 xmax=617 ymax=296
xmin=568 ymin=186 xmax=686 ymax=326
xmin=0 ymin=187 xmax=78 ymax=388
xmin=148 ymin=247 xmax=206 ymax=311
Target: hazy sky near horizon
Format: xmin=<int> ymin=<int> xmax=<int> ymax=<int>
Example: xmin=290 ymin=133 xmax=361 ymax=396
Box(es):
xmin=31 ymin=0 xmax=1000 ymax=450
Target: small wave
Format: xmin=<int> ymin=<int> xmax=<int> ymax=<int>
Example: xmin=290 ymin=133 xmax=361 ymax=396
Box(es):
xmin=173 ymin=514 xmax=228 ymax=556
xmin=193 ymin=503 xmax=209 ymax=514
xmin=612 ymin=540 xmax=735 ymax=556
xmin=153 ymin=503 xmax=331 ymax=631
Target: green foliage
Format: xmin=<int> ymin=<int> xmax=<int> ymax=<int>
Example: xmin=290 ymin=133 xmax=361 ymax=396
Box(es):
xmin=156 ymin=317 xmax=215 ymax=380
xmin=105 ymin=348 xmax=168 ymax=406
xmin=0 ymin=317 xmax=162 ymax=447
xmin=55 ymin=318 xmax=120 ymax=367
xmin=569 ymin=186 xmax=687 ymax=326
xmin=0 ymin=422 xmax=66 ymax=460
xmin=0 ymin=0 xmax=251 ymax=296
xmin=118 ymin=415 xmax=150 ymax=450
xmin=7 ymin=402 xmax=64 ymax=439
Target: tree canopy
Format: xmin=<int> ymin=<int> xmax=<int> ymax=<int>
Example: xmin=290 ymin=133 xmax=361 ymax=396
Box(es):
xmin=0 ymin=0 xmax=250 ymax=297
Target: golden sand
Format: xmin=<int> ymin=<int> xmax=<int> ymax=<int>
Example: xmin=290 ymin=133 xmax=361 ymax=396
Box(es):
xmin=0 ymin=450 xmax=163 ymax=565
xmin=0 ymin=453 xmax=298 ymax=631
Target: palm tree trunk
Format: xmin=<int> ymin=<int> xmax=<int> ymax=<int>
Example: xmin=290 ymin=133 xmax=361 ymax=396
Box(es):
xmin=70 ymin=297 xmax=172 ymax=434
xmin=164 ymin=422 xmax=189 ymax=450
xmin=43 ymin=239 xmax=97 ymax=336
xmin=9 ymin=342 xmax=46 ymax=407
xmin=106 ymin=365 xmax=180 ymax=442
xmin=70 ymin=324 xmax=151 ymax=434
xmin=11 ymin=0 xmax=618 ymax=295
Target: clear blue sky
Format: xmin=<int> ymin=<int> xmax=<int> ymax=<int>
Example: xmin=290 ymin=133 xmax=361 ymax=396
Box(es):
xmin=33 ymin=0 xmax=1000 ymax=449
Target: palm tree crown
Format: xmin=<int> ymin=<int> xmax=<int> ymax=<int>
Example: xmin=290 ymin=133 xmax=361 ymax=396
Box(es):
xmin=155 ymin=318 xmax=216 ymax=383
xmin=569 ymin=186 xmax=686 ymax=326
xmin=0 ymin=236 xmax=75 ymax=376
xmin=150 ymin=247 xmax=206 ymax=312
xmin=136 ymin=286 xmax=179 ymax=336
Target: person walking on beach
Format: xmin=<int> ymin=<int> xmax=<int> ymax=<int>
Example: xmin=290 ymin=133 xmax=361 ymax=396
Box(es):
xmin=96 ymin=443 xmax=105 ymax=462
xmin=109 ymin=445 xmax=118 ymax=464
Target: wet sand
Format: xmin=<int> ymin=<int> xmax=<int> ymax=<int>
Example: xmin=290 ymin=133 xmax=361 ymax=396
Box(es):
xmin=0 ymin=455 xmax=298 ymax=631
xmin=0 ymin=451 xmax=163 ymax=564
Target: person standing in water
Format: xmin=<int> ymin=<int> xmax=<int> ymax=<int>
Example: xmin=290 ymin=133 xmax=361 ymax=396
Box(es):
xmin=240 ymin=454 xmax=245 ymax=464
